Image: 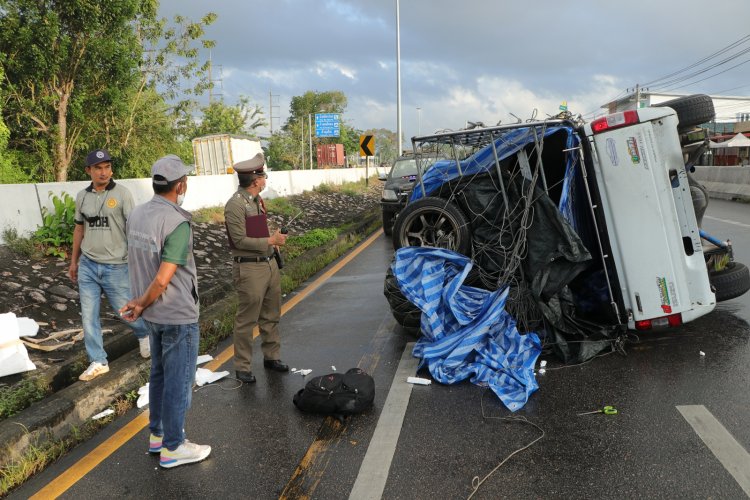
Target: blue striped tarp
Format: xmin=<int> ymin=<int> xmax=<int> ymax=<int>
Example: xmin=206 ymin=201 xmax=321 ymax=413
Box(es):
xmin=392 ymin=246 xmax=541 ymax=411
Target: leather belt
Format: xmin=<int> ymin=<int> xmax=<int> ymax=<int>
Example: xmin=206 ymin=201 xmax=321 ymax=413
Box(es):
xmin=233 ymin=256 xmax=272 ymax=263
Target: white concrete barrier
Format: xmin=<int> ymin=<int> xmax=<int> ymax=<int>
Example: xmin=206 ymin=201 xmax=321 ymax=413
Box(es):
xmin=0 ymin=168 xmax=369 ymax=244
xmin=692 ymin=166 xmax=750 ymax=201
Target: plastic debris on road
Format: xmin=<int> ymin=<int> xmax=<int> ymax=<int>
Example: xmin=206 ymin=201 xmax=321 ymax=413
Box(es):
xmin=196 ymin=354 xmax=213 ymax=365
xmin=0 ymin=312 xmax=37 ymax=378
xmin=407 ymin=376 xmax=431 ymax=385
xmin=137 ymin=383 xmax=150 ymax=408
xmin=195 ymin=367 xmax=230 ymax=386
xmin=292 ymin=368 xmax=312 ymax=376
xmin=91 ymin=408 xmax=115 ymax=420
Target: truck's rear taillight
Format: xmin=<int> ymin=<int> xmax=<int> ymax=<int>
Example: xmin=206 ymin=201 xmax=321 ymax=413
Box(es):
xmin=634 ymin=313 xmax=683 ymax=331
xmin=591 ymin=110 xmax=640 ymax=134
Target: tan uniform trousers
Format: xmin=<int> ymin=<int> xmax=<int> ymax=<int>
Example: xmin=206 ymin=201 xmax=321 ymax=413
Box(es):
xmin=232 ymin=258 xmax=282 ymax=371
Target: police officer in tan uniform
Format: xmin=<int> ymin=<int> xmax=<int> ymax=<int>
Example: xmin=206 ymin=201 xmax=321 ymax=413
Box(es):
xmin=225 ymin=153 xmax=289 ymax=383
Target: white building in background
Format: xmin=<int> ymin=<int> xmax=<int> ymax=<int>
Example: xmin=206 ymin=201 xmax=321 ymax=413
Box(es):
xmin=604 ymin=92 xmax=750 ymax=134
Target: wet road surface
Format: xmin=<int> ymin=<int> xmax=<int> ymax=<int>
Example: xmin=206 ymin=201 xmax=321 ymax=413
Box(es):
xmin=12 ymin=200 xmax=750 ymax=499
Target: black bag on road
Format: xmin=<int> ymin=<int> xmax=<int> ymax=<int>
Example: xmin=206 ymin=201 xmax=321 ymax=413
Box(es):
xmin=293 ymin=368 xmax=375 ymax=417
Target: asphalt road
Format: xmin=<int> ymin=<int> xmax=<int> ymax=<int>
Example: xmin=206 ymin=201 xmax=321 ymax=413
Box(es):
xmin=11 ymin=200 xmax=750 ymax=499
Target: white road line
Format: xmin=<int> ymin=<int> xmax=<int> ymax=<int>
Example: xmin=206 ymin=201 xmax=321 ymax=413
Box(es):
xmin=704 ymin=215 xmax=750 ymax=229
xmin=349 ymin=342 xmax=419 ymax=500
xmin=677 ymin=405 xmax=750 ymax=497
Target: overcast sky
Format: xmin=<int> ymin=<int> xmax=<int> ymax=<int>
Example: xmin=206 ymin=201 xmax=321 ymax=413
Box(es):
xmin=159 ymin=0 xmax=750 ymax=144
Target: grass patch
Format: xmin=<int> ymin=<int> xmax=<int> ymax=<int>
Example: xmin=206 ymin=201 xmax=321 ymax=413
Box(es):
xmin=1 ymin=436 xmax=68 ymax=495
xmin=313 ymin=177 xmax=372 ymax=197
xmin=192 ymin=205 xmax=226 ymax=224
xmin=199 ymin=307 xmax=237 ymax=354
xmin=0 ymin=378 xmax=50 ymax=419
xmin=264 ymin=197 xmax=302 ymax=219
xmin=284 ymin=228 xmax=338 ymax=259
xmin=0 ymin=414 xmax=117 ymax=496
xmin=2 ymin=228 xmax=40 ymax=259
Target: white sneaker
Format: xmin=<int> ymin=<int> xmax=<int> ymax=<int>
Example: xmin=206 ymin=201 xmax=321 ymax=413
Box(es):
xmin=79 ymin=361 xmax=109 ymax=381
xmin=139 ymin=336 xmax=151 ymax=359
xmin=159 ymin=440 xmax=211 ymax=469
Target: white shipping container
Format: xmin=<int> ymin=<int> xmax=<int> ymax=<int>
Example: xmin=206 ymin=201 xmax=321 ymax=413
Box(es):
xmin=191 ymin=134 xmax=263 ymax=175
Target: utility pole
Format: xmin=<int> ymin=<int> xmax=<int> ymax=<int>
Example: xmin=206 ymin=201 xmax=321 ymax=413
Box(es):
xmin=269 ymin=91 xmax=280 ymax=133
xmin=309 ymin=114 xmax=313 ymax=169
xmin=301 ymin=119 xmax=305 ymax=169
xmin=396 ymin=0 xmax=402 ymax=154
xmin=635 ymin=84 xmax=641 ymax=109
xmin=207 ymin=51 xmax=223 ymax=103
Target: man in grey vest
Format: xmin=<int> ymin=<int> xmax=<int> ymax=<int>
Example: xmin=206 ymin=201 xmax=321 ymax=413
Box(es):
xmin=69 ymin=148 xmax=150 ymax=382
xmin=120 ymin=155 xmax=210 ymax=469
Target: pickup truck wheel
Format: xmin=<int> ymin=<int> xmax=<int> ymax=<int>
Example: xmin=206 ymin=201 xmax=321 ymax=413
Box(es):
xmin=709 ymin=261 xmax=750 ymax=302
xmin=382 ymin=211 xmax=394 ymax=236
xmin=384 ymin=266 xmax=421 ymax=335
xmin=653 ymin=94 xmax=715 ymax=131
xmin=392 ymin=197 xmax=471 ymax=254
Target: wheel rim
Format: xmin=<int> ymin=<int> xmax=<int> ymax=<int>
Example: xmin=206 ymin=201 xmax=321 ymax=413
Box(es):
xmin=398 ymin=206 xmax=462 ymax=250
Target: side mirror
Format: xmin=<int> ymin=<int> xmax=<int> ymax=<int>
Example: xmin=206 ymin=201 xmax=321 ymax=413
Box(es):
xmin=378 ymin=172 xmax=387 ymax=181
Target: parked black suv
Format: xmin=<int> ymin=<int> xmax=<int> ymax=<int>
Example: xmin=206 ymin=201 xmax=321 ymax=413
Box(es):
xmin=380 ymin=155 xmax=420 ymax=235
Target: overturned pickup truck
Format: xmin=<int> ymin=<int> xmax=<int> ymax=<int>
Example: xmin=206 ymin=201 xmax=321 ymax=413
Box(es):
xmin=385 ymin=95 xmax=750 ymax=366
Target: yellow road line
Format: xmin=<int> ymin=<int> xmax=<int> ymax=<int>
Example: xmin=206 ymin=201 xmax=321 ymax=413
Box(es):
xmin=31 ymin=229 xmax=383 ymax=499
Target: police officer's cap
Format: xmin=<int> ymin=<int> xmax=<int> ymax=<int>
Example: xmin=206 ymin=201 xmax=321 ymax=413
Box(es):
xmin=85 ymin=149 xmax=112 ymax=167
xmin=234 ymin=153 xmax=266 ymax=176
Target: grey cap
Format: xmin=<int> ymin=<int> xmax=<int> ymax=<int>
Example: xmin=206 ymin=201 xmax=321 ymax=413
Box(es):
xmin=233 ymin=152 xmax=266 ymax=175
xmin=152 ymin=154 xmax=189 ymax=185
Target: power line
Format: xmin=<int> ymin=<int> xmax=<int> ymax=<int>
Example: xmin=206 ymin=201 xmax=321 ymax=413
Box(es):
xmin=659 ymin=57 xmax=750 ymax=93
xmin=642 ymin=33 xmax=750 ymax=87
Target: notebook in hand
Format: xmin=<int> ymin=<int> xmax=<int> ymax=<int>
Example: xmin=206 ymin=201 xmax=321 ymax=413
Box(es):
xmin=245 ymin=214 xmax=270 ymax=238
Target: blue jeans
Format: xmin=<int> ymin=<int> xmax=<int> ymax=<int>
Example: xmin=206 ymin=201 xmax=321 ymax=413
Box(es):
xmin=78 ymin=254 xmax=148 ymax=364
xmin=147 ymin=321 xmax=199 ymax=451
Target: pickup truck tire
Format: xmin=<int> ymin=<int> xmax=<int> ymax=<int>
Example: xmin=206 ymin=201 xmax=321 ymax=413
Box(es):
xmin=709 ymin=261 xmax=750 ymax=302
xmin=392 ymin=197 xmax=471 ymax=254
xmin=382 ymin=211 xmax=394 ymax=236
xmin=384 ymin=266 xmax=421 ymax=335
xmin=653 ymin=94 xmax=715 ymax=131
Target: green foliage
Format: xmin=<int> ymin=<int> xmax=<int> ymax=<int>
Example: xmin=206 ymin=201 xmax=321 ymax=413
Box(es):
xmin=267 ymin=130 xmax=301 ymax=170
xmin=280 ymin=232 xmax=364 ymax=295
xmin=0 ymin=377 xmax=50 ymax=419
xmin=2 ymin=227 xmax=38 ymax=258
xmin=264 ymin=197 xmax=301 ymax=218
xmin=186 ymin=96 xmax=266 ymax=139
xmin=0 ymin=2 xmax=216 ymax=182
xmin=33 ymin=192 xmax=76 ymax=259
xmin=285 ymin=228 xmax=338 ymax=259
xmin=313 ymin=183 xmax=334 ymax=194
xmin=191 ymin=205 xmax=225 ymax=224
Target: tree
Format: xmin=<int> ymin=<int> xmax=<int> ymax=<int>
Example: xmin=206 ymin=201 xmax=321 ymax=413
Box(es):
xmin=286 ymin=90 xmax=347 ymax=128
xmin=187 ymin=96 xmax=266 ymax=139
xmin=0 ymin=66 xmax=30 ymax=184
xmin=369 ymin=128 xmax=398 ymax=164
xmin=0 ymin=2 xmax=216 ymax=181
xmin=266 ymin=131 xmax=300 ymax=171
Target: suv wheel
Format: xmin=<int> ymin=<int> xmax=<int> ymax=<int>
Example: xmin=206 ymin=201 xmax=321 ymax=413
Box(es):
xmin=382 ymin=211 xmax=394 ymax=236
xmin=383 ymin=265 xmax=421 ymax=335
xmin=709 ymin=261 xmax=750 ymax=302
xmin=392 ymin=197 xmax=471 ymax=254
xmin=653 ymin=94 xmax=715 ymax=132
